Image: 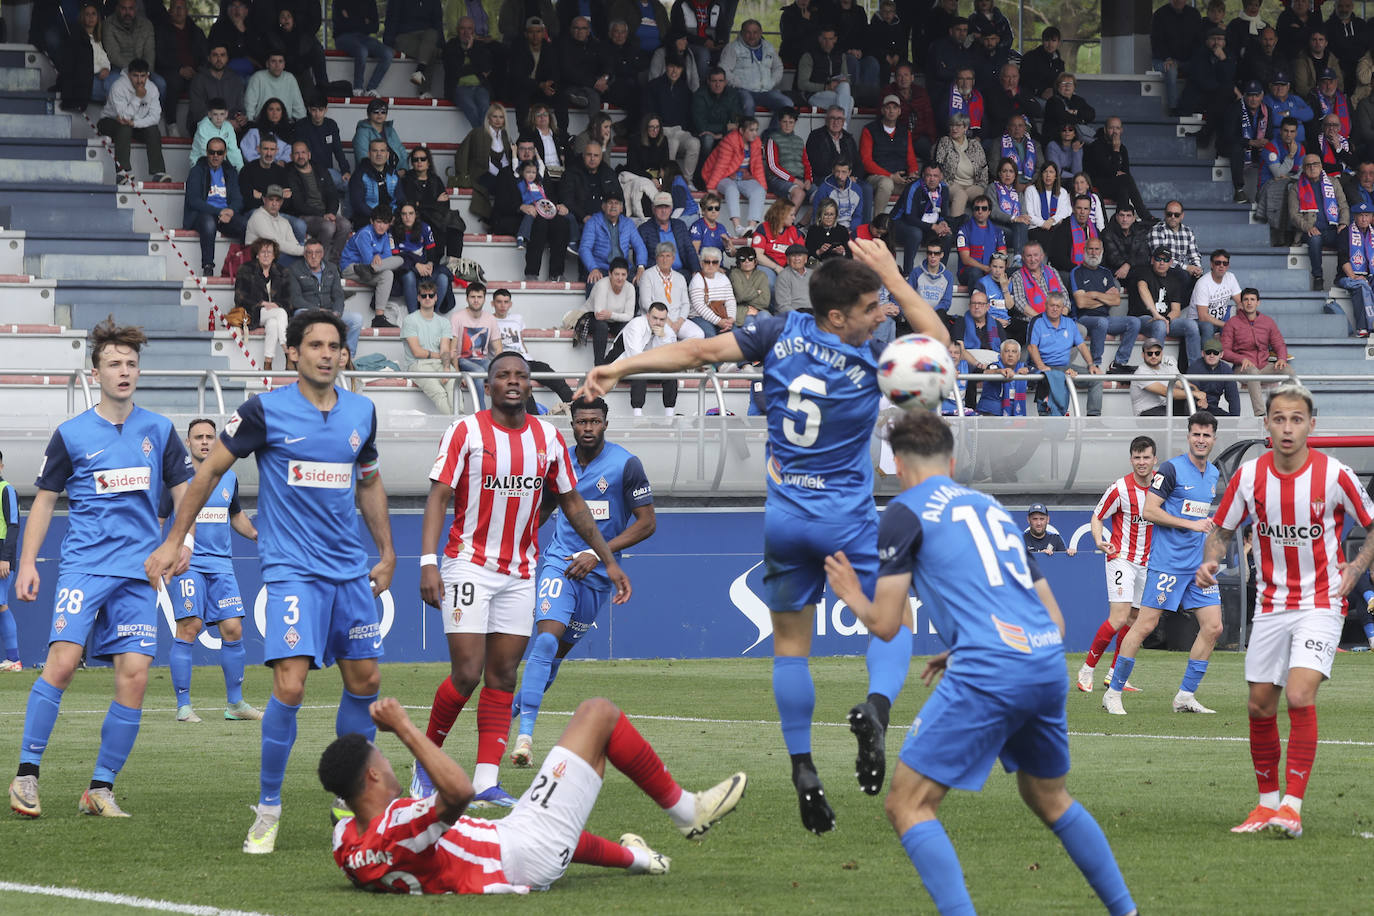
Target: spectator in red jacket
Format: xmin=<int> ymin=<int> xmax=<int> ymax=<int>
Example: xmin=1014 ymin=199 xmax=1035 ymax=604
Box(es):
xmin=1220 ymin=287 xmax=1297 ymax=415
xmin=702 ymin=118 xmax=767 ymax=237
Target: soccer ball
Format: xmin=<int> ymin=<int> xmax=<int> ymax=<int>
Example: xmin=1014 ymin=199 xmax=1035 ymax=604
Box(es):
xmin=877 ymin=334 xmax=957 ymax=411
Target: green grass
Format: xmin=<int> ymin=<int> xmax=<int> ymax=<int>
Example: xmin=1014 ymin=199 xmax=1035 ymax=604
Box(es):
xmin=3 ymin=652 xmax=1374 ymax=914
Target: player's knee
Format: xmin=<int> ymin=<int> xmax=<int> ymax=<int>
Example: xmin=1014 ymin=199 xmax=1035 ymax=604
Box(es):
xmin=175 ymin=619 xmax=203 ymax=640
xmin=1247 ymin=696 xmax=1278 ymax=718
xmin=1198 ymin=618 xmax=1223 ymax=641
xmin=530 ymin=630 xmax=559 ymax=660
xmin=219 ymin=618 xmax=243 ymax=641
xmin=448 ymin=662 xmax=482 ymax=695
xmin=574 ymin=696 xmax=620 ymax=726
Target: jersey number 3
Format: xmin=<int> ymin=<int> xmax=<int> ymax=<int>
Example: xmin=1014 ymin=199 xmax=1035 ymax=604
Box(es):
xmin=952 ymin=505 xmax=1034 ymax=589
xmin=783 ymin=374 xmax=825 ymax=447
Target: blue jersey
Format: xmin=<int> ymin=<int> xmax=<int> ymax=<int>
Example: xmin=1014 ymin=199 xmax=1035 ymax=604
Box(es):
xmin=544 ymin=442 xmax=653 ymax=590
xmin=160 ymin=469 xmax=242 ymax=575
xmin=734 ymin=311 xmax=883 ymax=522
xmin=880 ymin=476 xmax=1063 ymax=686
xmin=1147 ymin=455 xmax=1220 ymax=572
xmin=36 ymin=406 xmax=192 ymax=579
xmin=221 ymin=383 xmax=380 ymax=582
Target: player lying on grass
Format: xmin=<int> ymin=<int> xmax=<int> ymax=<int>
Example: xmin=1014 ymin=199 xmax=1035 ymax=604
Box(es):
xmin=320 ymin=697 xmax=747 ymax=894
xmin=825 ymin=410 xmax=1136 ymax=916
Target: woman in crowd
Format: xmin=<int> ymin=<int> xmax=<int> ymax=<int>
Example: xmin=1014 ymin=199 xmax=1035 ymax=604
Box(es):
xmin=573 ymin=112 xmax=617 ymax=158
xmin=401 ymin=144 xmax=466 ymax=261
xmin=622 ymin=113 xmax=672 ymax=217
xmin=240 ymin=97 xmax=294 ymax=163
xmin=1022 ymin=160 xmax=1070 ymax=253
xmin=987 ymin=157 xmax=1031 ymax=264
xmin=934 ymin=112 xmax=989 ymax=218
xmin=392 ymin=202 xmax=454 ymax=313
xmin=1042 ymin=72 xmax=1096 ymax=142
xmin=454 ymin=102 xmax=515 ymax=193
xmin=1046 ymin=120 xmax=1083 ymax=179
xmin=687 ymin=246 xmax=738 ymax=336
xmin=1070 ymin=172 xmax=1105 ymax=230
xmin=728 ymin=245 xmax=770 ymax=325
xmin=234 ymin=238 xmax=293 ymax=371
xmin=750 ymin=198 xmax=804 ymax=288
xmin=525 ymin=104 xmax=571 ymax=193
xmin=806 ymin=198 xmax=851 ymax=261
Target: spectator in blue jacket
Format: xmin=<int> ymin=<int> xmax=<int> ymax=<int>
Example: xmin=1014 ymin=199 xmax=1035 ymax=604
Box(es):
xmin=183 ymin=139 xmax=248 ymax=275
xmin=908 ymin=242 xmax=954 ymax=320
xmin=579 ymin=193 xmax=649 ymax=285
xmin=637 ymin=191 xmax=701 ymax=282
xmin=349 ymin=137 xmax=406 ymax=219
xmin=890 ymin=162 xmax=955 ymax=274
xmin=1264 ymin=72 xmax=1315 ymax=144
xmin=352 ymin=97 xmax=406 ymax=166
xmin=341 ymin=205 xmax=406 ymax=327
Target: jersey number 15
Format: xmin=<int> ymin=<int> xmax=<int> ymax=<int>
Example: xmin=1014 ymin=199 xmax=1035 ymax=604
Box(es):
xmin=952 ymin=505 xmax=1034 ymax=589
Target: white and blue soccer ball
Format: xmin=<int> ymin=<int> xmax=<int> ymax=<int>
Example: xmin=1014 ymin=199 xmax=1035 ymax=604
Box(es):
xmin=877 ymin=334 xmax=957 ymax=411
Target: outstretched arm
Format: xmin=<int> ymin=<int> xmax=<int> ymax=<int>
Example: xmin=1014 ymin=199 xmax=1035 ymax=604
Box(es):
xmin=851 ymin=237 xmax=950 ymax=345
xmin=370 ymin=698 xmax=473 ymax=822
xmin=1196 ymin=524 xmax=1236 ymax=587
xmin=146 ymin=441 xmax=236 ymax=588
xmin=577 ymin=332 xmax=745 ymax=399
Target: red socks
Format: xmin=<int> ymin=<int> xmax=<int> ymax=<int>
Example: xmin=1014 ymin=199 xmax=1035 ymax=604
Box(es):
xmin=427 ymin=677 xmax=468 ymax=747
xmin=1285 ymin=705 xmax=1317 ymax=800
xmin=1249 ymin=714 xmax=1281 ymax=796
xmin=606 ymin=712 xmax=683 ymax=809
xmin=573 ymin=830 xmax=634 ymax=869
xmin=1109 ymin=626 xmax=1128 ymax=670
xmin=1085 ymin=621 xmax=1117 ymax=667
xmin=475 ymin=687 xmax=514 ymax=767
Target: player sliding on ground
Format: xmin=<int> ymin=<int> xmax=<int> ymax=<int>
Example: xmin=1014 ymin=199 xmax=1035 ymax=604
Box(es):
xmin=579 ymin=237 xmax=949 ymax=835
xmin=320 ymin=696 xmax=746 ymax=893
xmin=1199 ymin=383 xmax=1374 ymax=838
xmin=825 ymin=410 xmax=1137 ymax=916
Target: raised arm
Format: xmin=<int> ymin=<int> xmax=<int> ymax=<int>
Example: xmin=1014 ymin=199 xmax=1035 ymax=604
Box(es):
xmin=851 ymin=236 xmax=949 ymax=344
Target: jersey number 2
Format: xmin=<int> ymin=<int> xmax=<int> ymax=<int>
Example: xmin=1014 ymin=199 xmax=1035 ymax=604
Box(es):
xmin=952 ymin=505 xmax=1034 ymax=589
xmin=783 ymin=374 xmax=825 ymax=447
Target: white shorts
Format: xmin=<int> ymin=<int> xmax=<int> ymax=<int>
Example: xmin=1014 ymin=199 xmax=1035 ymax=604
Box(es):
xmin=494 ymin=746 xmax=603 ymax=889
xmin=1105 ymin=557 xmax=1147 ymax=606
xmin=440 ymin=557 xmax=536 ymax=636
xmin=1245 ymin=611 xmax=1343 ymax=685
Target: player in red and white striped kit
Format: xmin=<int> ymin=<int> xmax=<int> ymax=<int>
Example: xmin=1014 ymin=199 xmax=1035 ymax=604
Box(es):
xmin=1199 ymin=383 xmax=1374 ymax=838
xmin=416 ymin=352 xmax=630 ymax=808
xmin=1077 ymin=436 xmax=1156 ymax=694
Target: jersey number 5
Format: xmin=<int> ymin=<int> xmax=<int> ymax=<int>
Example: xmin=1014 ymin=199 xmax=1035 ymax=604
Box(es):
xmin=952 ymin=505 xmax=1034 ymax=589
xmin=783 ymin=374 xmax=825 ymax=447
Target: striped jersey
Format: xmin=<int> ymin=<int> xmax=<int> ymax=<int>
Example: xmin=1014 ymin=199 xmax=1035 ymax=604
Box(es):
xmin=1214 ymin=449 xmax=1374 ymax=614
xmin=1093 ymin=474 xmax=1153 ymax=566
xmin=331 ymin=796 xmax=526 ymax=895
xmin=430 ymin=411 xmax=576 ymax=578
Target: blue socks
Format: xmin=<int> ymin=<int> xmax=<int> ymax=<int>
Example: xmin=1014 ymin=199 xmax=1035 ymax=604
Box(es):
xmin=900 ymin=820 xmax=974 ymax=915
xmin=0 ymin=607 xmax=18 ymax=661
xmin=518 ymin=630 xmax=560 ymax=737
xmin=20 ymin=679 xmax=64 ymax=766
xmin=337 ymin=689 xmax=378 ymax=741
xmin=170 ymin=638 xmax=193 ymax=707
xmin=220 ymin=638 xmax=245 ymax=706
xmin=1051 ymin=802 xmax=1136 ymax=916
xmin=866 ymin=625 xmax=913 ymax=704
xmin=92 ymin=701 xmax=142 ymax=785
xmin=259 ymin=696 xmax=300 ymax=806
xmin=1180 ymin=658 xmax=1208 ymax=693
xmin=772 ymin=656 xmax=815 ymax=756
xmin=1107 ymin=656 xmax=1135 ymax=693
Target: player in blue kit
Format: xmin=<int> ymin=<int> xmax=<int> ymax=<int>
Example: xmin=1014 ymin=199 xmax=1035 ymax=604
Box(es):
xmin=9 ymin=319 xmax=194 ymax=819
xmin=510 ymin=397 xmax=657 ymax=768
xmin=0 ymin=450 xmax=22 ymax=672
xmin=825 ymin=410 xmax=1137 ymax=916
xmin=147 ymin=310 xmax=397 ymax=855
xmin=581 ymin=238 xmax=949 ymax=834
xmin=158 ymin=418 xmax=261 ymax=724
xmin=1102 ymin=411 xmax=1222 ymax=716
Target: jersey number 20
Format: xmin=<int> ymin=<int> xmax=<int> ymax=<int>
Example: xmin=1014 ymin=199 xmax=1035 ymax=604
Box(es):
xmin=952 ymin=505 xmax=1034 ymax=589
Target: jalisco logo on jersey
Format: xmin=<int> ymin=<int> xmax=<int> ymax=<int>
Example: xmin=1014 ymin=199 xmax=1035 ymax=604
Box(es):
xmin=1256 ymin=521 xmax=1325 ymax=545
xmin=93 ymin=467 xmax=152 ymax=494
xmin=288 ymin=460 xmax=353 ymax=488
xmin=482 ymin=474 xmax=545 ymax=497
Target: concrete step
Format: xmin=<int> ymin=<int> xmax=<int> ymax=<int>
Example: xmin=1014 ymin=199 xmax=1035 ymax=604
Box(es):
xmin=0 ymin=67 xmax=40 ymax=92
xmin=58 ymin=279 xmax=200 ymax=331
xmin=0 ymin=90 xmax=54 ymax=115
xmin=0 ymin=157 xmax=101 ymax=183
xmin=0 ymin=326 xmax=88 ymax=369
xmin=0 ymin=231 xmax=24 ymax=273
xmin=0 ymin=202 xmax=132 ymax=233
xmin=1270 ymin=313 xmax=1349 ymax=338
xmin=0 ymin=278 xmax=58 ymax=322
xmin=0 ymin=136 xmax=87 ymax=159
xmin=39 ymin=253 xmax=164 ymax=281
xmin=0 ymin=111 xmax=71 ymax=138
xmin=22 ymin=230 xmax=152 ymax=259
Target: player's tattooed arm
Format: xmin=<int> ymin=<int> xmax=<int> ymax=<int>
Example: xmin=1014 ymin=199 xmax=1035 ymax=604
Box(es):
xmin=1337 ymin=523 xmax=1374 ymax=597
xmin=1195 ymin=524 xmax=1236 ymax=588
xmin=357 ymin=470 xmax=396 ymax=596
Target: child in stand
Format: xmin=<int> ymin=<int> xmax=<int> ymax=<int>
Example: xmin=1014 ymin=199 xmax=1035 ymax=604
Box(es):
xmin=190 ymin=99 xmax=245 ymax=170
xmin=515 ymin=159 xmax=555 ymax=249
xmin=940 ymin=338 xmax=975 ymax=415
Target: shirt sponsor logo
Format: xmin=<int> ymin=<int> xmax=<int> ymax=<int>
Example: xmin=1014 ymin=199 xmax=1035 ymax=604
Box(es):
xmin=483 ymin=474 xmax=544 ymax=497
xmin=1181 ymin=499 xmax=1210 ymax=518
xmin=346 ymin=849 xmax=393 ymax=869
xmin=347 ymin=622 xmax=382 ymax=641
xmin=1257 ymin=521 xmax=1324 ymax=545
xmin=632 ymin=485 xmax=651 ymax=499
xmin=767 ymin=455 xmax=827 ymax=489
xmin=586 ymin=499 xmax=610 ymax=521
xmin=196 ymin=507 xmax=229 ymax=524
xmin=93 ymin=466 xmax=151 ymax=494
xmin=288 ymin=461 xmax=353 ymax=489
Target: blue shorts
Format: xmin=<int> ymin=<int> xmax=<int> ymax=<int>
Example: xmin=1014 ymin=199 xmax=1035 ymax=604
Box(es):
xmin=263 ymin=577 xmax=382 ymax=669
xmin=170 ymin=568 xmax=244 ymax=625
xmin=1143 ymin=567 xmax=1220 ymax=612
xmin=899 ymin=673 xmax=1071 ymax=792
xmin=763 ymin=505 xmax=877 ymax=612
xmin=535 ymin=562 xmax=610 ymax=647
xmin=48 ymin=572 xmax=158 ymax=660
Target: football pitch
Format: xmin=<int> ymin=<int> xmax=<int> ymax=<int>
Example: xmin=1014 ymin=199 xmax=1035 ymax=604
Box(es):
xmin=2 ymin=651 xmax=1373 ymax=915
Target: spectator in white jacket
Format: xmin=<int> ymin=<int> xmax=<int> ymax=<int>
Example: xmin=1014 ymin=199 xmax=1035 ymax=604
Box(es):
xmin=587 ymin=257 xmax=638 ymax=364
xmin=638 ymin=243 xmax=704 ymax=340
xmin=618 ymin=302 xmax=680 ymax=416
xmin=719 ymin=20 xmax=790 ymax=118
xmin=97 ymin=59 xmax=171 ymax=183
xmin=687 ymin=246 xmax=737 ymax=336
xmin=245 ymin=184 xmax=306 ymax=264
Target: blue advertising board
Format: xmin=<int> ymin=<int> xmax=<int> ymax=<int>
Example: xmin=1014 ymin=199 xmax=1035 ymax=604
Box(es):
xmin=6 ymin=510 xmax=1110 ymax=667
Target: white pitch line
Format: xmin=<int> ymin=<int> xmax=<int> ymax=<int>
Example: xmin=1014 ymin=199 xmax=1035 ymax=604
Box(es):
xmin=0 ymin=882 xmax=275 ymax=916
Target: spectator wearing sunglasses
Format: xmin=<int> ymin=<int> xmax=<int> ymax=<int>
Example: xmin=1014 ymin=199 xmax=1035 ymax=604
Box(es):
xmin=184 ymin=138 xmax=248 ymax=276
xmin=1189 ymin=248 xmax=1242 ymax=344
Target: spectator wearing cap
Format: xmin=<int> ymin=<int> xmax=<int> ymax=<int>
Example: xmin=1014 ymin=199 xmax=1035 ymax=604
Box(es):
xmin=1224 ymin=81 xmax=1272 ymax=203
xmin=184 ymin=137 xmax=248 ymax=275
xmin=1189 ymin=247 xmax=1242 ymax=344
xmin=1150 ymin=0 xmax=1204 ymax=114
xmin=702 ymin=117 xmax=766 ymax=238
xmin=579 ymin=193 xmax=648 ymax=286
xmin=771 ymin=243 xmax=813 ymax=315
xmin=1288 ymin=152 xmax=1350 ymax=289
xmin=1309 ymin=68 xmax=1352 ymax=142
xmin=352 ymin=98 xmax=405 ymax=169
xmin=638 ymin=190 xmax=702 ymax=281
xmin=862 ymin=94 xmax=919 ymax=218
xmin=1258 ymin=117 xmax=1305 ymax=235
xmin=719 ymin=19 xmax=789 ymax=118
xmin=1023 ymin=504 xmax=1073 ymax=555
xmin=1178 ymin=27 xmax=1236 ymax=146
xmin=1129 ymin=244 xmax=1201 ymax=371
xmin=1129 ymin=337 xmax=1205 ymax=416
xmin=383 ymin=0 xmax=444 ymax=98
xmin=499 ymin=0 xmax=558 ymax=43
xmin=1220 ymin=288 xmax=1295 ymax=415
xmin=510 ymin=18 xmax=568 ymax=132
xmin=1294 ymin=28 xmax=1341 ymax=98
xmin=1026 ymin=290 xmax=1102 ymax=415
xmin=1194 ymin=338 xmax=1243 ymax=417
xmin=1338 ymin=198 xmax=1374 ymax=336
xmin=1265 ymin=72 xmax=1315 ymax=145
xmin=1070 ymin=234 xmax=1139 ymax=375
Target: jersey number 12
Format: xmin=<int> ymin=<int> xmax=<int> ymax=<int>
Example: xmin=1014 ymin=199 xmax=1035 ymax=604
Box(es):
xmin=952 ymin=505 xmax=1034 ymax=589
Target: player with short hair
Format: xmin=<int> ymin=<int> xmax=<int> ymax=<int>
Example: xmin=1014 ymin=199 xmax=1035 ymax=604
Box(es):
xmin=417 ymin=352 xmax=628 ymax=809
xmin=0 ymin=449 xmax=21 ymax=671
xmin=1102 ymin=411 xmax=1222 ymax=716
xmin=10 ymin=318 xmax=194 ymax=819
xmin=511 ymin=396 xmax=655 ymax=767
xmin=321 ymin=697 xmax=745 ymax=893
xmin=580 ymin=238 xmax=949 ymax=834
xmin=1077 ymin=436 xmax=1156 ymax=694
xmin=824 ymin=410 xmax=1136 ymax=916
xmin=147 ymin=309 xmax=397 ymax=854
xmin=158 ymin=418 xmax=261 ymax=724
xmin=1200 ymin=383 xmax=1374 ymax=838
